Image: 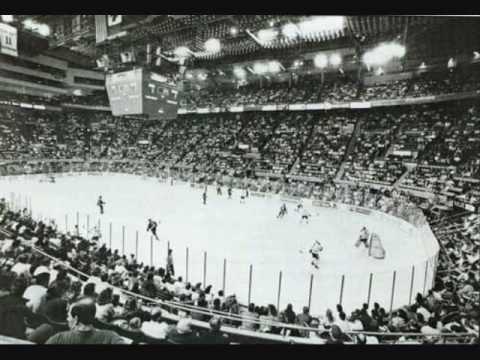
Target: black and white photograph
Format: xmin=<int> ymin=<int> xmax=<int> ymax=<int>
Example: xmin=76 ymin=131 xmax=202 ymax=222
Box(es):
xmin=0 ymin=14 xmax=478 ymax=346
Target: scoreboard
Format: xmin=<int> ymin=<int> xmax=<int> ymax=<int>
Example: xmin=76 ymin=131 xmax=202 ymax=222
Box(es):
xmin=106 ymin=69 xmax=178 ymax=119
xmin=105 ymin=69 xmax=143 ymax=115
xmin=143 ymin=72 xmax=178 ymax=120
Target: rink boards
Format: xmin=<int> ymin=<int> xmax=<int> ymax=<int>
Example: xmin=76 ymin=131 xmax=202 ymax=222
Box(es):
xmin=0 ymin=172 xmax=440 ymax=315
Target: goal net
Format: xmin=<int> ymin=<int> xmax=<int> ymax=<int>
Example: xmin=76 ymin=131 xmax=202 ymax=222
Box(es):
xmin=368 ymin=233 xmax=386 ymax=259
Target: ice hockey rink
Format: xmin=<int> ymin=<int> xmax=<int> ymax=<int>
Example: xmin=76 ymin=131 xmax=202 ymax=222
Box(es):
xmin=0 ymin=173 xmax=438 ymax=315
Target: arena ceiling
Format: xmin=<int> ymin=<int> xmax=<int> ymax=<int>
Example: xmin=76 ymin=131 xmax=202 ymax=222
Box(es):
xmin=8 ymin=15 xmax=479 ymax=83
xmin=11 ymin=16 xmax=450 ymax=65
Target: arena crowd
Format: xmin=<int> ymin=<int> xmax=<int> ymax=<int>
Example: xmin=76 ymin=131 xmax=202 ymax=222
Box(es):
xmin=0 ymin=70 xmax=479 ymax=344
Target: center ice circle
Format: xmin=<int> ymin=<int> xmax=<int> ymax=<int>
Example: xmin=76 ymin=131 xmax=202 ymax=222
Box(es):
xmin=0 ymin=172 xmax=439 ymax=315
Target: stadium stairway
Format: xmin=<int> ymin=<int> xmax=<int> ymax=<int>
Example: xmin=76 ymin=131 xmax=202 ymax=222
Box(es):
xmin=334 ymin=162 xmax=349 ymax=182
xmin=287 ymin=114 xmax=318 ymax=174
xmin=392 ymin=166 xmax=413 ymax=188
xmin=343 ymin=115 xmax=363 ymax=161
xmin=335 ymin=116 xmax=364 ymax=180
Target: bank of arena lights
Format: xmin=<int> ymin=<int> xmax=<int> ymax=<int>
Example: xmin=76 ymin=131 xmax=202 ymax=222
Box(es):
xmin=313 ymin=53 xmax=328 ymax=69
xmin=253 ymin=16 xmax=345 ymax=47
xmin=22 ymin=18 xmax=51 ymax=37
xmin=282 ymin=23 xmax=299 ymax=39
xmin=268 ymin=61 xmax=281 ymax=73
xmin=1 ymin=15 xmax=13 ymax=23
xmin=257 ymin=28 xmax=278 ymax=45
xmin=329 ymin=53 xmax=342 ymax=67
xmin=447 ymin=57 xmax=456 ymax=69
xmin=362 ymin=42 xmax=406 ymax=67
xmin=174 ymin=46 xmax=192 ymax=58
xmin=292 ymin=59 xmax=303 ymax=68
xmin=253 ymin=62 xmax=269 ymax=75
xmin=297 ymin=16 xmax=345 ymax=38
xmin=252 ymin=61 xmax=282 ymax=75
xmin=204 ymin=38 xmax=221 ymax=54
xmin=233 ymin=66 xmax=247 ymax=79
xmin=230 ymin=27 xmax=238 ymax=36
xmin=197 ymin=73 xmax=208 ymax=81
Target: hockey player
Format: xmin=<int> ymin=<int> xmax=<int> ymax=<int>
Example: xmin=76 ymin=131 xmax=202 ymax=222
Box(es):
xmin=227 ymin=187 xmax=232 ymax=199
xmin=309 ymin=241 xmax=323 ymax=269
xmin=355 ymin=227 xmax=369 ymax=248
xmin=97 ymin=196 xmax=105 ymax=215
xmin=295 ymin=202 xmax=303 ymax=212
xmin=147 ymin=219 xmax=160 ymax=241
xmin=202 ymin=191 xmax=207 ymax=205
xmin=277 ymin=203 xmax=287 ymax=219
xmin=217 ymin=185 xmax=222 ymax=196
xmin=240 ymin=191 xmax=246 ymax=204
xmin=300 ymin=207 xmax=310 ymax=224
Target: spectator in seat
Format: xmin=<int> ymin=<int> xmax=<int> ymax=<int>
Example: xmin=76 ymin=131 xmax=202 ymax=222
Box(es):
xmin=45 ymin=299 xmax=125 ymax=344
xmin=27 ymin=297 xmax=69 ymax=344
xmin=118 ymin=297 xmax=143 ymax=321
xmin=348 ymin=311 xmax=364 ymax=331
xmin=117 ymin=317 xmax=144 ymax=343
xmin=37 ymin=279 xmax=69 ymax=317
xmin=23 ymin=270 xmax=50 ymax=313
xmin=167 ymin=318 xmax=199 ymax=344
xmin=191 ymin=295 xmax=209 ymax=322
xmin=280 ymin=303 xmax=297 ymax=336
xmin=141 ymin=310 xmax=169 ymax=340
xmin=10 ymin=254 xmax=31 ymax=278
xmin=420 ymin=317 xmax=442 ymax=343
xmin=296 ymin=306 xmax=312 ymax=337
xmin=326 ymin=325 xmax=346 ymax=344
xmin=259 ymin=304 xmax=279 ymax=334
xmin=0 ymin=274 xmax=35 ymax=339
xmin=212 ymin=298 xmax=222 ymax=312
xmin=141 ymin=272 xmax=157 ymax=298
xmin=371 ymin=302 xmax=381 ymax=319
xmin=323 ymin=309 xmax=336 ymax=329
xmin=95 ymin=287 xmax=115 ymax=323
xmin=197 ymin=316 xmax=230 ymax=344
xmin=82 ymin=282 xmax=97 ymax=301
xmin=65 ymin=281 xmax=83 ymax=303
xmin=240 ymin=302 xmax=259 ymax=331
xmin=336 ymin=311 xmax=351 ymax=333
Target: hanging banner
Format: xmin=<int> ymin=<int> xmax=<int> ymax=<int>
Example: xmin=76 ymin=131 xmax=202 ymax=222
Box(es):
xmin=0 ymin=23 xmax=18 ymax=57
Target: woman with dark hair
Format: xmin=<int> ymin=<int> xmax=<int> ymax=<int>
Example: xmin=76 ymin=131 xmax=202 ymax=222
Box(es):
xmin=280 ymin=304 xmax=297 ymax=336
xmin=111 ymin=294 xmax=124 ymax=317
xmin=96 ymin=287 xmax=115 ymax=323
xmin=141 ymin=273 xmax=157 ymax=298
xmin=37 ymin=279 xmax=70 ymax=315
xmin=259 ymin=304 xmax=279 ymax=334
xmin=240 ymin=302 xmax=259 ymax=331
xmin=65 ymin=281 xmax=83 ymax=303
xmin=192 ymin=297 xmax=209 ymax=322
xmin=119 ymin=297 xmax=143 ymax=321
xmin=212 ymin=298 xmax=222 ymax=312
xmin=281 ymin=304 xmax=296 ymax=324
